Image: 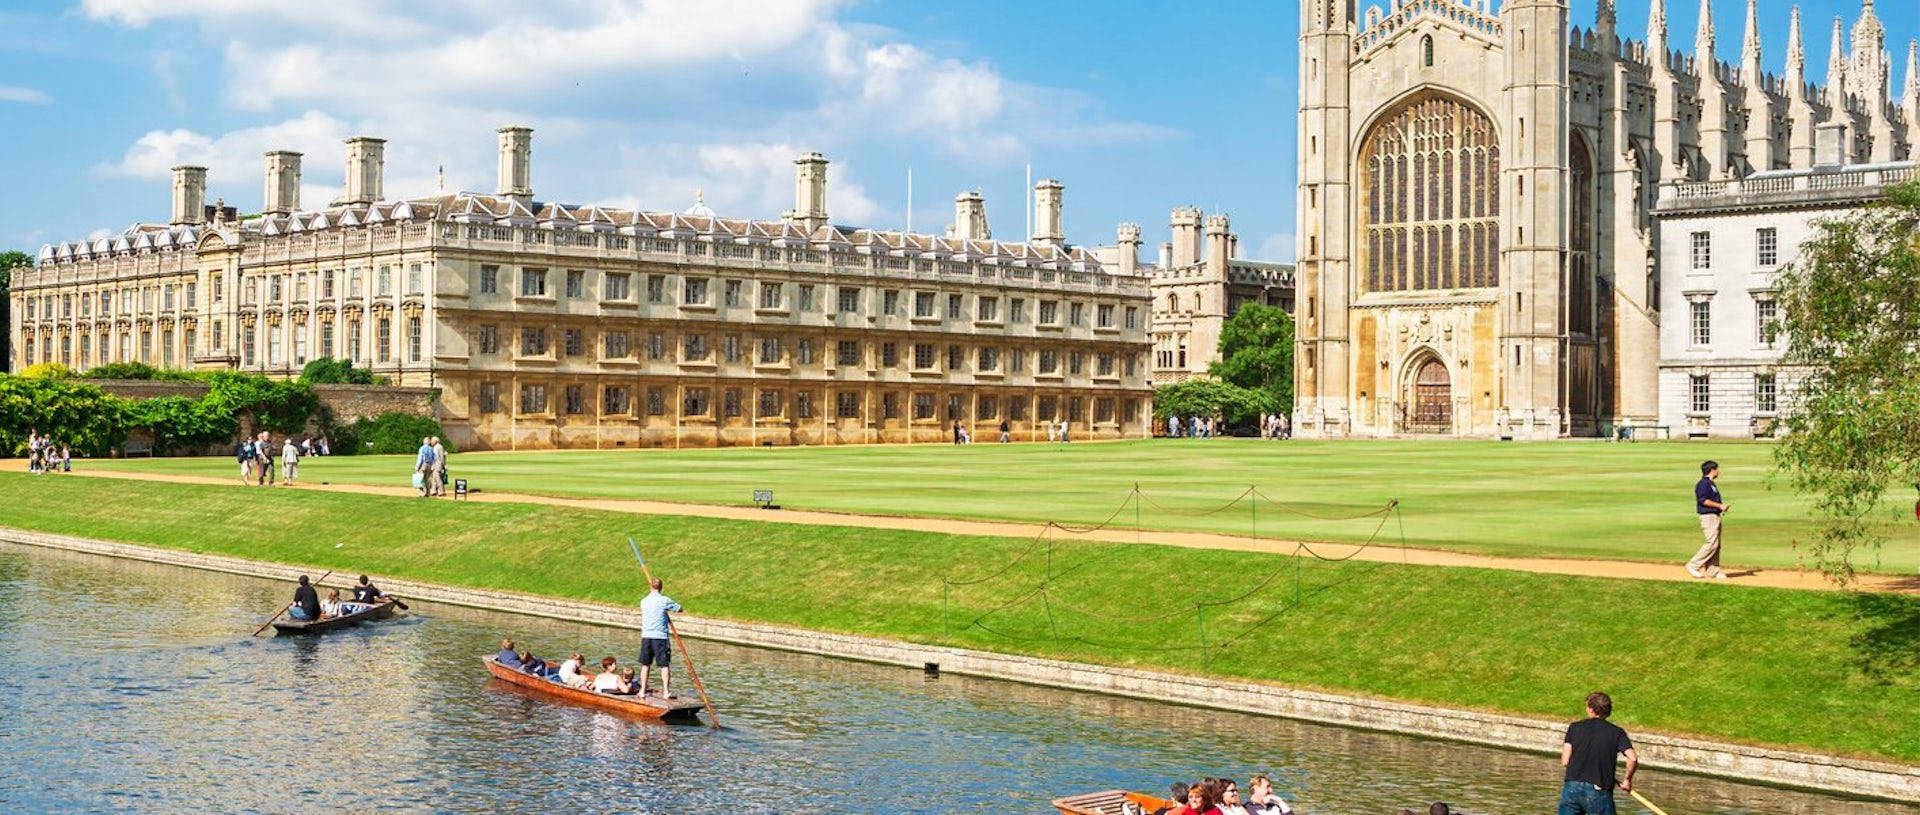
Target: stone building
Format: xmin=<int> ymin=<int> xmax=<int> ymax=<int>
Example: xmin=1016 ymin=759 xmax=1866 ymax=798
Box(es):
xmin=1295 ymin=0 xmax=1918 ymax=438
xmin=1653 ymin=126 xmax=1913 ymax=437
xmin=1102 ymin=208 xmax=1293 ymax=384
xmin=12 ymin=129 xmax=1154 ymax=450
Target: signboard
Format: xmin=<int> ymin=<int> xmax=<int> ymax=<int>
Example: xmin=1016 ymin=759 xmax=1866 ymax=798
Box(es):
xmin=454 ymin=478 xmax=469 ymax=500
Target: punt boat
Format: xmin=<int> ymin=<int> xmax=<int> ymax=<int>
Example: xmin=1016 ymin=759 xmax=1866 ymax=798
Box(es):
xmin=482 ymin=655 xmax=704 ymax=721
xmin=1051 ymin=790 xmax=1174 ymax=815
xmin=271 ymin=598 xmax=397 ymax=635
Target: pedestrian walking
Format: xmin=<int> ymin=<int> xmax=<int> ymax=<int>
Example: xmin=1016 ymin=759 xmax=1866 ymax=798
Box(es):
xmin=255 ymin=431 xmax=276 ymax=486
xmin=999 ymin=418 xmax=1010 ymax=444
xmin=236 ymin=437 xmax=255 ymax=483
xmin=1688 ymin=460 xmax=1730 ymax=579
xmin=282 ymin=436 xmax=300 ymax=483
xmin=1058 ymin=419 xmax=1070 ymax=443
xmin=60 ymin=443 xmax=72 ymax=472
xmin=429 ymin=436 xmax=448 ymax=496
xmin=952 ymin=420 xmax=963 ymax=445
xmin=1557 ymin=691 xmax=1638 ymax=815
xmin=414 ymin=436 xmax=436 ymax=497
xmin=1167 ymin=415 xmax=1180 ymax=438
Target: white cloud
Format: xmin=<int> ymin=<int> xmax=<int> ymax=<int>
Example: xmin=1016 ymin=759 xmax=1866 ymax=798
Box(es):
xmin=1255 ymin=232 xmax=1297 ymax=263
xmin=0 ymin=85 xmax=51 ymax=104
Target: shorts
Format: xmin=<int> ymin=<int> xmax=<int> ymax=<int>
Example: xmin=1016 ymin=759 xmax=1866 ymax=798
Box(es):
xmin=638 ymin=638 xmax=672 ymax=667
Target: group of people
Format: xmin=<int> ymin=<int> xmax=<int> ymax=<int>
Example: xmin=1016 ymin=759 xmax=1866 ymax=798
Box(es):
xmin=289 ymin=574 xmax=388 ymax=621
xmin=941 ymin=419 xmax=1074 ymax=444
xmin=496 ymin=577 xmax=685 ymax=700
xmin=413 ymin=435 xmax=450 ymax=497
xmin=22 ymin=430 xmax=72 ymax=474
xmin=236 ymin=432 xmax=328 ymax=486
xmin=1258 ymin=412 xmax=1292 ymax=440
xmin=1148 ymin=775 xmax=1294 ymax=815
xmin=1165 ymin=415 xmax=1220 ymax=439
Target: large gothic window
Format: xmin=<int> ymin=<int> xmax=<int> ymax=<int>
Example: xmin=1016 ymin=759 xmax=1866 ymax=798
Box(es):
xmin=1568 ymin=134 xmax=1594 ymax=336
xmin=1361 ymin=94 xmax=1499 ymax=293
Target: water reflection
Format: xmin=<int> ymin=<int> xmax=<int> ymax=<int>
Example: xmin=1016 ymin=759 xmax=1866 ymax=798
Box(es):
xmin=0 ymin=542 xmax=1912 ymax=814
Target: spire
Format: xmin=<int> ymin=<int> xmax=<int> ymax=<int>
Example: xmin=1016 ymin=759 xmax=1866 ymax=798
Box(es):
xmin=1740 ymin=0 xmax=1762 ymax=80
xmin=1786 ymin=6 xmax=1806 ymax=79
xmin=1695 ymin=0 xmax=1715 ymax=63
xmin=1827 ymin=16 xmax=1849 ymax=108
xmin=1906 ymin=39 xmax=1918 ymax=104
xmin=1597 ymin=0 xmax=1617 ymax=42
xmin=1649 ymin=0 xmax=1668 ymax=58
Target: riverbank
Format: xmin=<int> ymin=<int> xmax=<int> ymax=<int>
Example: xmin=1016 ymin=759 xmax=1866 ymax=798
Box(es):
xmin=5 ymin=525 xmax=1916 ymax=803
xmin=2 ymin=473 xmax=1917 ymax=778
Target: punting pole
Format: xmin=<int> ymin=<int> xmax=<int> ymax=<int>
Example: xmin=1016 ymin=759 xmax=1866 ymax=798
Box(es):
xmin=1629 ymin=790 xmax=1671 ymax=815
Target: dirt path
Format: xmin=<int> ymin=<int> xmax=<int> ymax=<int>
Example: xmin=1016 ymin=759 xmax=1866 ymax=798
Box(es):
xmin=65 ymin=468 xmax=1920 ymax=594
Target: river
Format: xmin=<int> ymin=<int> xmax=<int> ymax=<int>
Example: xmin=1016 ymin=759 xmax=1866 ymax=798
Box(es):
xmin=0 ymin=542 xmax=1911 ymax=814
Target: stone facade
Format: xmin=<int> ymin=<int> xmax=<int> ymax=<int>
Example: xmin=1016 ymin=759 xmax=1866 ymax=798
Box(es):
xmin=1295 ymin=0 xmax=1918 ymax=438
xmin=1116 ymin=210 xmax=1295 ymax=385
xmin=12 ymin=131 xmax=1154 ymax=450
xmin=1653 ymin=148 xmax=1914 ymax=437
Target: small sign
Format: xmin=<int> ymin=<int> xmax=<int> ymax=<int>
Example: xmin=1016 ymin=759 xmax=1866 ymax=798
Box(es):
xmin=454 ymin=478 xmax=469 ymax=500
xmin=753 ymin=489 xmax=774 ymax=508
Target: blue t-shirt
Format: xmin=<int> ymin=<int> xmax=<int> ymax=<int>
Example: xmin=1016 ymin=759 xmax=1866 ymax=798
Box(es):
xmin=639 ymin=591 xmax=682 ymax=639
xmin=416 ymin=444 xmax=436 ymax=467
xmin=497 ymin=648 xmax=523 ymax=669
xmin=1695 ymin=477 xmax=1722 ymax=514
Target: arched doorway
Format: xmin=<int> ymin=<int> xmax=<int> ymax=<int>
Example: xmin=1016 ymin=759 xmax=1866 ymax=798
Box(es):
xmin=1409 ymin=358 xmax=1451 ymax=433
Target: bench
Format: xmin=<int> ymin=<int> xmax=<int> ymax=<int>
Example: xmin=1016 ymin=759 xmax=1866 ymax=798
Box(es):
xmin=121 ymin=438 xmax=155 ymax=457
xmin=1602 ymin=423 xmax=1670 ymax=442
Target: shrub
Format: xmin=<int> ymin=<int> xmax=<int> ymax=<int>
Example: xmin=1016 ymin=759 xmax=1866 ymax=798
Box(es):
xmin=124 ymin=395 xmax=236 ymax=454
xmin=201 ymin=372 xmax=325 ymax=436
xmin=18 ymin=362 xmax=74 ymax=379
xmin=83 ymin=361 xmax=162 ymax=380
xmin=0 ymin=375 xmax=127 ymax=456
xmin=344 ymin=413 xmax=451 ymax=455
xmin=299 ymin=357 xmax=375 ymax=385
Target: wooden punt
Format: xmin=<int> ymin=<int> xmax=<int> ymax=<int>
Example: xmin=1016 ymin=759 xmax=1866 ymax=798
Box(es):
xmin=482 ymin=656 xmax=704 ymax=721
xmin=1051 ymin=790 xmax=1174 ymax=815
xmin=271 ymin=599 xmax=397 ymax=635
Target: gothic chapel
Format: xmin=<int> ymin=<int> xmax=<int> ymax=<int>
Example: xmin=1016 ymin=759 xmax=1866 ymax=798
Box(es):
xmin=1294 ymin=0 xmax=1918 ymax=437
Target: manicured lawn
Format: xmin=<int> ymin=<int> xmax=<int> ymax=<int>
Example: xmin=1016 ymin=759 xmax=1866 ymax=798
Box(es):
xmin=3 ymin=472 xmax=1917 ymax=762
xmin=83 ymin=439 xmax=1920 ymax=573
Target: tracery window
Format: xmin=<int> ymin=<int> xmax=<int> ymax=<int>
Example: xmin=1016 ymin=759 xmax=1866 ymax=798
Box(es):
xmin=1568 ymin=134 xmax=1595 ymax=336
xmin=1361 ymin=94 xmax=1499 ymax=292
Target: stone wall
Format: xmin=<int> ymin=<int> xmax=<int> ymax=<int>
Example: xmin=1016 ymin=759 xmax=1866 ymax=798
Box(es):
xmin=2 ymin=525 xmax=1914 ymax=803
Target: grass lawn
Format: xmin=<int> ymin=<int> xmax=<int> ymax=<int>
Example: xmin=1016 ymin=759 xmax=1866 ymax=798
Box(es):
xmin=3 ymin=472 xmax=1917 ymax=762
xmin=84 ymin=438 xmax=1920 ymax=574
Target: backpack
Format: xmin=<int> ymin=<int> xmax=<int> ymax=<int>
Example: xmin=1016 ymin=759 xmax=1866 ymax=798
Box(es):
xmin=236 ymin=441 xmax=253 ymax=462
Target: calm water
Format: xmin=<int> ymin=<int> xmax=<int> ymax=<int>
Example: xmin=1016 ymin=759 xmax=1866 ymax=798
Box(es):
xmin=0 ymin=542 xmax=1913 ymax=815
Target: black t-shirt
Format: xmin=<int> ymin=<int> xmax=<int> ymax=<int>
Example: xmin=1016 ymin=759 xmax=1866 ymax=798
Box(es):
xmin=353 ymin=583 xmax=382 ymax=603
xmin=1564 ymin=717 xmax=1633 ymax=789
xmin=293 ymin=585 xmax=321 ymax=618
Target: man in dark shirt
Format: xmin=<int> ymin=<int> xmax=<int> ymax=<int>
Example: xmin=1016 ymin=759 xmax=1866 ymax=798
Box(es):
xmin=290 ymin=575 xmax=322 ymax=621
xmin=1688 ymin=460 xmax=1730 ymax=579
xmin=352 ymin=575 xmax=385 ymax=603
xmin=1559 ymin=691 xmax=1637 ymax=815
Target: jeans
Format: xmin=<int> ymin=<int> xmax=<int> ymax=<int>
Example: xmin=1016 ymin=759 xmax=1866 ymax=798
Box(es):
xmin=288 ymin=606 xmax=314 ymax=621
xmin=1557 ymin=780 xmax=1615 ymax=815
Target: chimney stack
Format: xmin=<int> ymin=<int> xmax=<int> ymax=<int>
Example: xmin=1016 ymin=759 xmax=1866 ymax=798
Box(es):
xmin=1814 ymin=120 xmax=1850 ymax=166
xmin=263 ymin=151 xmax=302 ymax=217
xmin=1205 ymin=214 xmax=1232 ymax=280
xmin=1169 ymin=207 xmax=1204 ymax=267
xmin=952 ymin=191 xmax=991 ymax=240
xmin=786 ymin=152 xmax=829 ymax=232
xmin=1158 ymin=242 xmax=1172 ymax=268
xmin=497 ymin=126 xmax=533 ymax=205
xmin=1116 ymin=223 xmax=1141 ymax=277
xmin=171 ymin=165 xmax=207 ymax=226
xmin=1031 ymin=179 xmax=1064 ymax=246
xmin=342 ymin=137 xmax=386 ymax=206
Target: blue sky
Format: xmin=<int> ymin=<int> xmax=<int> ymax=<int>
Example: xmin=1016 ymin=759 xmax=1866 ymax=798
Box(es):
xmin=0 ymin=0 xmax=1912 ymax=264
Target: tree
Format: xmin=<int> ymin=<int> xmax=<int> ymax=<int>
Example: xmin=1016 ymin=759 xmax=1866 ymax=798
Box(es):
xmin=0 ymin=250 xmax=26 ymax=374
xmin=1772 ymin=180 xmax=1920 ymax=585
xmin=1153 ymin=377 xmax=1273 ymax=428
xmin=299 ymin=356 xmax=375 ymax=385
xmin=1209 ymin=303 xmax=1295 ymax=419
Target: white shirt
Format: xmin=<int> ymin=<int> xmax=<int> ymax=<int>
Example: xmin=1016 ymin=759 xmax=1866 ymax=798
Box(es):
xmin=593 ymin=672 xmax=623 ymax=692
xmin=558 ymin=658 xmax=586 ymax=686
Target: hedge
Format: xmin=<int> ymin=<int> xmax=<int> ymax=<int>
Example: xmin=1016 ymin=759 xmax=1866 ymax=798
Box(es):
xmin=0 ymin=371 xmax=335 ymax=456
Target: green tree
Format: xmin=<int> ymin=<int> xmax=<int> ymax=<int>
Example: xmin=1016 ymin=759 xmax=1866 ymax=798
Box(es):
xmin=299 ymin=356 xmax=375 ymax=385
xmin=0 ymin=250 xmax=26 ymax=374
xmin=1209 ymin=303 xmax=1295 ymax=418
xmin=1772 ymin=180 xmax=1920 ymax=585
xmin=1153 ymin=377 xmax=1273 ymax=428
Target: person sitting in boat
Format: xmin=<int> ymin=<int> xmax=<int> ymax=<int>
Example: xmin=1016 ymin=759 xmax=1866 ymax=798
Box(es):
xmin=320 ymin=588 xmax=345 ymax=619
xmin=517 ymin=649 xmax=557 ymax=679
xmin=592 ymin=657 xmax=632 ymax=694
xmin=1152 ymin=783 xmax=1190 ymax=815
xmin=1242 ymin=775 xmax=1293 ymax=815
xmin=352 ymin=575 xmax=385 ymax=604
xmin=289 ymin=575 xmax=322 ymax=621
xmin=557 ymin=653 xmax=592 ymax=689
xmin=496 ymin=639 xmax=524 ymax=669
xmin=1169 ymin=783 xmax=1221 ymax=815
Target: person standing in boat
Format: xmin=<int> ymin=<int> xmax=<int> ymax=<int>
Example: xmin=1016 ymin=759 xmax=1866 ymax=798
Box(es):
xmin=288 ymin=575 xmax=322 ymax=621
xmin=637 ymin=577 xmax=683 ymax=699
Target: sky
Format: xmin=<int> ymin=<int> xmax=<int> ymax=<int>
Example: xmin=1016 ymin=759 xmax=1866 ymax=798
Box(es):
xmin=0 ymin=0 xmax=1913 ymax=266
